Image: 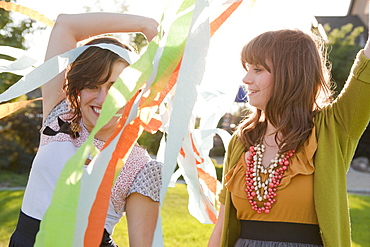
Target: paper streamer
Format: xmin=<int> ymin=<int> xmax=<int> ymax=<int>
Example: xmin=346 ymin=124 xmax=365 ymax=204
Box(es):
xmin=0 ymin=45 xmax=36 ymax=60
xmin=0 ymin=43 xmax=138 ymax=104
xmin=210 ymin=0 xmax=243 ymax=36
xmin=0 ymin=56 xmax=37 ymax=76
xmin=0 ymin=97 xmax=41 ymax=119
xmin=152 ymin=0 xmax=222 ymax=244
xmin=0 ymin=1 xmax=54 ymax=27
xmin=154 ymin=0 xmax=246 ymax=230
xmin=0 ymin=46 xmax=38 ymax=76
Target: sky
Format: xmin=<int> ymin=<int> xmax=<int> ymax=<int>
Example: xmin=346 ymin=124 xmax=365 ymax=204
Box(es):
xmin=15 ymin=0 xmax=351 ymax=19
xmin=7 ymin=0 xmax=354 ymax=106
xmin=10 ymin=0 xmax=352 ymax=61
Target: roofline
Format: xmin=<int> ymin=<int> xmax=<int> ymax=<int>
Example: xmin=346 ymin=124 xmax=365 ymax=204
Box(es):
xmin=347 ymin=0 xmax=355 ymax=15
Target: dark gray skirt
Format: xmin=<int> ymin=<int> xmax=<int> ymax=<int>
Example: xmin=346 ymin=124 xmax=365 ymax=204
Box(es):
xmin=9 ymin=211 xmax=115 ymax=247
xmin=234 ymin=238 xmax=323 ymax=247
xmin=9 ymin=211 xmax=40 ymax=247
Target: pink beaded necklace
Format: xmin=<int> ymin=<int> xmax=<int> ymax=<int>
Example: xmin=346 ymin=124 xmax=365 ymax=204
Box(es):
xmin=245 ymin=143 xmax=295 ymax=214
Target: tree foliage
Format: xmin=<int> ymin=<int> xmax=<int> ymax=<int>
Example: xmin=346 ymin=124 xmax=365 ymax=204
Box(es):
xmin=325 ymin=23 xmax=369 ymax=160
xmin=0 ymin=0 xmax=36 ymax=93
xmin=0 ymin=1 xmax=35 ymax=48
xmin=0 ymin=0 xmax=42 ymax=173
xmin=324 ymin=23 xmax=364 ymax=94
xmin=0 ymin=102 xmax=42 ymax=172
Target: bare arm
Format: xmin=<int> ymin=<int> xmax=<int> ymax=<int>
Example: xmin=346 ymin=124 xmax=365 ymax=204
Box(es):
xmin=42 ymin=13 xmax=159 ymax=120
xmin=125 ymin=193 xmax=160 ymax=247
xmin=364 ymin=2 xmax=370 ymax=58
xmin=208 ymin=204 xmax=225 ymax=247
xmin=364 ymin=41 xmax=370 ymax=58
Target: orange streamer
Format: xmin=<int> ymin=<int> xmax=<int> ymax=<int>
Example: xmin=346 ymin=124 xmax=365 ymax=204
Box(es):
xmin=144 ymin=117 xmax=162 ymax=133
xmin=143 ymin=60 xmax=182 ymax=107
xmin=85 ymin=121 xmax=143 ymax=246
xmin=84 ymin=91 xmax=139 ymax=246
xmin=0 ymin=1 xmax=54 ymax=27
xmin=0 ymin=97 xmax=42 ymax=119
xmin=190 ymin=133 xmax=205 ymax=165
xmin=197 ymin=167 xmax=217 ymax=194
xmin=204 ymin=196 xmax=218 ymax=223
xmin=210 ymin=1 xmax=243 ymax=37
xmin=180 ymin=147 xmax=186 ymax=157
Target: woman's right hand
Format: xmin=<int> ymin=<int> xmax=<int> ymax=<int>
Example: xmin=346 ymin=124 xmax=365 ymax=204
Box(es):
xmin=140 ymin=17 xmax=159 ymax=42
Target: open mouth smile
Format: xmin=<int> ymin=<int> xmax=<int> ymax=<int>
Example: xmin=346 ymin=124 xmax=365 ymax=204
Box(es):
xmin=248 ymin=89 xmax=259 ymax=95
xmin=92 ymin=106 xmax=101 ymax=115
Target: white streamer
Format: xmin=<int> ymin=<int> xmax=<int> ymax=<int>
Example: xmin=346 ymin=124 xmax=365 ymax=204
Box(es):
xmin=0 ymin=43 xmax=139 ymax=103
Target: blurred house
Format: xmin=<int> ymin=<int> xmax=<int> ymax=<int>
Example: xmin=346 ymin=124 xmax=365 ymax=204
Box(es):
xmin=314 ymin=0 xmax=369 ymax=46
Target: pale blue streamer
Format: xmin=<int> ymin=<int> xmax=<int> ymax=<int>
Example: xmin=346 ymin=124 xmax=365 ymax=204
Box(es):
xmin=0 ymin=43 xmax=138 ymax=103
xmin=159 ymin=0 xmax=209 ymax=204
xmin=0 ymin=46 xmax=87 ymax=102
xmin=152 ymin=0 xmax=211 ymax=245
xmin=0 ymin=55 xmax=38 ymax=74
xmin=0 ymin=45 xmax=29 ymax=59
xmin=178 ymin=131 xmax=217 ymax=223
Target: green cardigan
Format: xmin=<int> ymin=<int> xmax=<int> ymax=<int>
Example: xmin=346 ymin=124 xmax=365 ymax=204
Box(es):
xmin=219 ymin=50 xmax=370 ymax=247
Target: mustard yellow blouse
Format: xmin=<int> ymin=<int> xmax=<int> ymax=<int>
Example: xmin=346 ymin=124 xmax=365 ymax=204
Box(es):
xmin=223 ymin=127 xmax=319 ymax=225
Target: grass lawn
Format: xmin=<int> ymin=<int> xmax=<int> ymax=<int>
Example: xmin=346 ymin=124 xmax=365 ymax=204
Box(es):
xmin=111 ymin=184 xmax=214 ymax=246
xmin=0 ymin=185 xmax=369 ymax=247
xmin=0 ymin=171 xmax=29 ymax=188
xmin=349 ymin=194 xmax=370 ymax=247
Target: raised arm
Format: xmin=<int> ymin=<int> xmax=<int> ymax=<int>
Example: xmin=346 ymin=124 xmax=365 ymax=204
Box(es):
xmin=329 ymin=5 xmax=370 ymax=140
xmin=364 ymin=18 xmax=370 ymax=58
xmin=364 ymin=41 xmax=370 ymax=58
xmin=42 ymin=13 xmax=159 ymax=120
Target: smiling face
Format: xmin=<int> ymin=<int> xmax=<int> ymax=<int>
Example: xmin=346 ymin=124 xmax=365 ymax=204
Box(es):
xmin=242 ymin=63 xmax=273 ymax=111
xmin=79 ymin=61 xmax=127 ymax=134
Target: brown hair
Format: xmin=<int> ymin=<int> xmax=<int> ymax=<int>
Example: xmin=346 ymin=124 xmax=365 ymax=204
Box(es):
xmin=237 ymin=29 xmax=334 ymax=153
xmin=64 ymin=36 xmax=132 ymax=123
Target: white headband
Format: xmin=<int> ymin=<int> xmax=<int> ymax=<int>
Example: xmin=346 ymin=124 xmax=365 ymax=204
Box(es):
xmin=87 ymin=43 xmax=140 ymax=65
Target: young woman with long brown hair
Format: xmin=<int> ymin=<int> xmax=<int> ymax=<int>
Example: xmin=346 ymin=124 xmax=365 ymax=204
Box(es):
xmin=209 ymin=28 xmax=370 ymax=247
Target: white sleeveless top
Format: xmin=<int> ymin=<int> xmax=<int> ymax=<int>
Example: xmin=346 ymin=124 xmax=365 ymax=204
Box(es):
xmin=21 ymin=100 xmax=162 ymax=232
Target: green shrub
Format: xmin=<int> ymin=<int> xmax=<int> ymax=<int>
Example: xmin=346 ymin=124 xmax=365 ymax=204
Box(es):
xmin=137 ymin=131 xmax=163 ymax=155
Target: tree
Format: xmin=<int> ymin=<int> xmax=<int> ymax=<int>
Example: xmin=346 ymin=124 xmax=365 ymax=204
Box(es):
xmin=324 ymin=23 xmax=364 ymax=94
xmin=325 ymin=23 xmax=370 ymax=162
xmin=0 ymin=0 xmax=42 ymax=173
xmin=0 ymin=0 xmax=37 ymax=93
xmin=0 ymin=103 xmax=42 ymax=172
